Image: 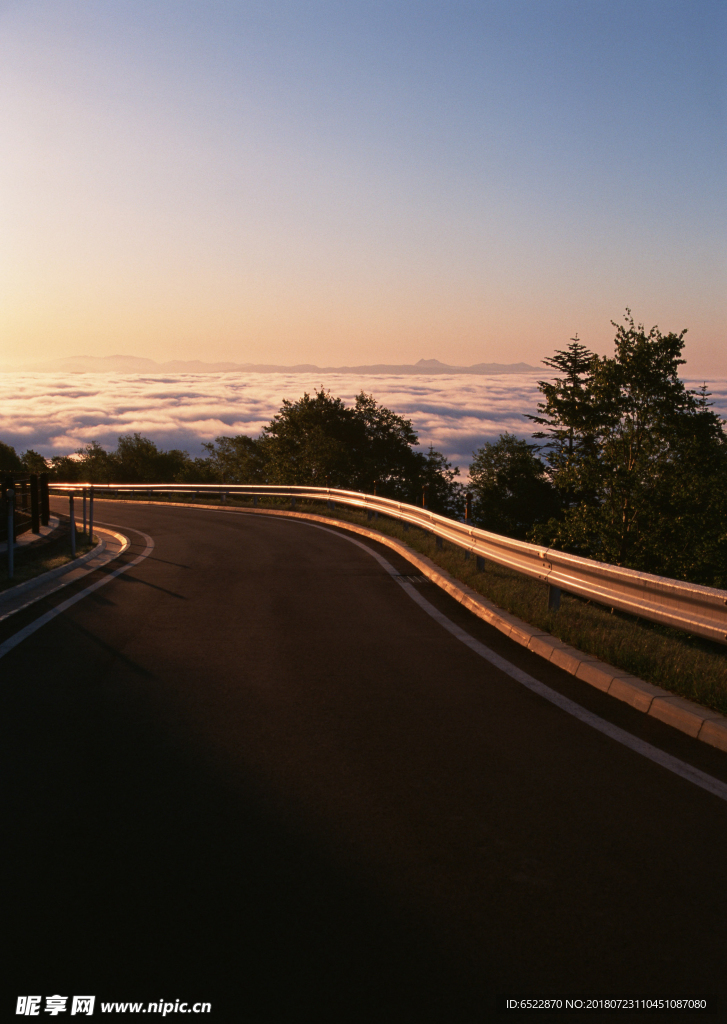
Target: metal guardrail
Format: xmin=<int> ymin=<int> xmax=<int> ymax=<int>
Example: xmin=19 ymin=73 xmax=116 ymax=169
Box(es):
xmin=49 ymin=482 xmax=727 ymax=646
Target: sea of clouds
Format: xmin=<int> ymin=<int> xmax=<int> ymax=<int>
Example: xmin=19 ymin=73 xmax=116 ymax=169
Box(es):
xmin=2 ymin=372 xmax=726 ymax=476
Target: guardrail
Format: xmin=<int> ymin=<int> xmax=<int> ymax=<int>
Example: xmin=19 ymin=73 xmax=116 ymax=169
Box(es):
xmin=49 ymin=482 xmax=727 ymax=646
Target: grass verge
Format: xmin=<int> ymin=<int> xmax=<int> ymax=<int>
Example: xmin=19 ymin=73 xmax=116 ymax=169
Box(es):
xmin=0 ymin=528 xmax=97 ymax=594
xmin=106 ymin=494 xmax=727 ymax=716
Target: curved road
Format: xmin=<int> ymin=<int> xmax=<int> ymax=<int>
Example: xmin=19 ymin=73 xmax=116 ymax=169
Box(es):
xmin=4 ymin=501 xmax=727 ymax=1020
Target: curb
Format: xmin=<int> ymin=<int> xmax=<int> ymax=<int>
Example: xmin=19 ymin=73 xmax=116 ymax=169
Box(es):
xmin=0 ymin=537 xmax=106 ymax=606
xmin=78 ymin=497 xmax=727 ymax=754
xmin=0 ymin=526 xmax=130 ymax=623
xmin=0 ymin=515 xmax=64 ymax=555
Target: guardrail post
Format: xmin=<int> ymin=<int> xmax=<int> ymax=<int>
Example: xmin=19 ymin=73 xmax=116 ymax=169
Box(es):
xmin=82 ymin=489 xmax=87 ymax=535
xmin=30 ymin=475 xmax=41 ymax=534
xmin=7 ymin=488 xmax=15 ymax=579
xmin=291 ymin=496 xmax=296 ymax=510
xmin=40 ymin=473 xmax=50 ymax=527
xmin=253 ymin=495 xmax=258 ymax=507
xmin=548 ymin=585 xmax=561 ymax=612
xmin=476 ymin=555 xmax=485 ymax=572
xmin=88 ymin=488 xmax=94 ymax=541
xmin=69 ymin=495 xmax=76 ymax=558
xmin=436 ymin=535 xmax=443 ymax=549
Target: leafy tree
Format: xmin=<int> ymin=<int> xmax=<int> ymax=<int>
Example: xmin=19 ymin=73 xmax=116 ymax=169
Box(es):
xmin=115 ymin=433 xmax=190 ymax=483
xmin=469 ymin=433 xmax=559 ymax=538
xmin=199 ymin=435 xmax=266 ymax=484
xmin=21 ymin=450 xmax=49 ymax=473
xmin=0 ymin=441 xmax=23 ymax=472
xmin=70 ymin=441 xmax=118 ymax=483
xmin=260 ymin=390 xmax=365 ymax=486
xmin=50 ymin=455 xmax=85 ymax=482
xmin=532 ymin=312 xmax=727 ymax=584
xmin=415 ymin=445 xmax=464 ymax=518
xmin=352 ymin=392 xmax=421 ymax=497
xmin=174 ymin=455 xmax=224 ymax=484
xmin=528 ymin=335 xmax=598 ymax=507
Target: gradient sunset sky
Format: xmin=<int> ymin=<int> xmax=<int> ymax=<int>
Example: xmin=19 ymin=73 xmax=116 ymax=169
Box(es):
xmin=2 ymin=0 xmax=725 ymax=373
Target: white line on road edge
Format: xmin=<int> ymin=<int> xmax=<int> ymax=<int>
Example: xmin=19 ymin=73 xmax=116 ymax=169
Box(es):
xmin=0 ymin=528 xmax=154 ymax=662
xmin=298 ymin=519 xmax=727 ymax=806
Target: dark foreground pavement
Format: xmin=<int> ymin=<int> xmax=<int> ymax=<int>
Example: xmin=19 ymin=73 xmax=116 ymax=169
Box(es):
xmin=3 ymin=501 xmax=727 ymax=1021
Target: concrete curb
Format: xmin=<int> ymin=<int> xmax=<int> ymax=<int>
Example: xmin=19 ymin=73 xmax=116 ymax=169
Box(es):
xmin=0 ymin=515 xmax=63 ymax=554
xmin=0 ymin=536 xmax=106 ymax=606
xmin=82 ymin=498 xmax=727 ymax=754
xmin=0 ymin=527 xmax=130 ymax=623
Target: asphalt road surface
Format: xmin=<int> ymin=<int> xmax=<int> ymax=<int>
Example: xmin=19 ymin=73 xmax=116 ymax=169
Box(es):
xmin=4 ymin=501 xmax=727 ymax=1021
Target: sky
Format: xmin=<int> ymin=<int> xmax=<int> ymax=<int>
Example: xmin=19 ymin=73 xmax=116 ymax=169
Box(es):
xmin=1 ymin=0 xmax=725 ymax=373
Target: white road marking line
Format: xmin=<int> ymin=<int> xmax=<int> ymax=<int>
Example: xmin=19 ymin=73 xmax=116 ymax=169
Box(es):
xmin=0 ymin=529 xmax=154 ymax=662
xmin=295 ymin=519 xmax=727 ymax=805
xmin=0 ymin=530 xmax=118 ymax=624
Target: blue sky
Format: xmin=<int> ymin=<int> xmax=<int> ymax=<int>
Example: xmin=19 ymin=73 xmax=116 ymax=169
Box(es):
xmin=1 ymin=0 xmax=725 ymax=372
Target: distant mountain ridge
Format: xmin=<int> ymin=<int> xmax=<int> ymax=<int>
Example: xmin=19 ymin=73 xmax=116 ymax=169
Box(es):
xmin=3 ymin=354 xmax=541 ymax=375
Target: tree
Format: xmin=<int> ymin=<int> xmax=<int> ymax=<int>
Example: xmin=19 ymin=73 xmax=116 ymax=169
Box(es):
xmin=21 ymin=450 xmax=49 ymax=473
xmin=415 ymin=446 xmax=464 ymax=518
xmin=469 ymin=433 xmax=559 ymax=539
xmin=0 ymin=441 xmax=23 ymax=472
xmin=70 ymin=441 xmax=118 ymax=483
xmin=352 ymin=392 xmax=421 ymax=497
xmin=260 ymin=390 xmax=365 ymax=486
xmin=527 ymin=335 xmax=598 ymax=507
xmin=532 ymin=312 xmax=727 ymax=583
xmin=115 ymin=433 xmax=190 ymax=482
xmin=200 ymin=435 xmax=267 ymax=484
xmin=50 ymin=455 xmax=85 ymax=482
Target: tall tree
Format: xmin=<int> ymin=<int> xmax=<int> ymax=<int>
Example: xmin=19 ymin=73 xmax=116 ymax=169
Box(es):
xmin=527 ymin=334 xmax=597 ymax=507
xmin=115 ymin=433 xmax=190 ymax=482
xmin=199 ymin=435 xmax=266 ymax=483
xmin=414 ymin=445 xmax=464 ymax=518
xmin=353 ymin=391 xmax=420 ymax=497
xmin=260 ymin=390 xmax=365 ymax=486
xmin=69 ymin=441 xmax=118 ymax=483
xmin=21 ymin=450 xmax=49 ymax=473
xmin=469 ymin=433 xmax=558 ymax=539
xmin=534 ymin=312 xmax=727 ymax=583
xmin=0 ymin=441 xmax=23 ymax=472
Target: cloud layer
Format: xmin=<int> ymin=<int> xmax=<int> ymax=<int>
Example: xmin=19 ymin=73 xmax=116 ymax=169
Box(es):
xmin=3 ymin=372 xmax=726 ymax=476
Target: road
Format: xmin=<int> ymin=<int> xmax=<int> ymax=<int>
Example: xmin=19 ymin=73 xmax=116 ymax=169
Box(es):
xmin=4 ymin=500 xmax=727 ymax=1020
